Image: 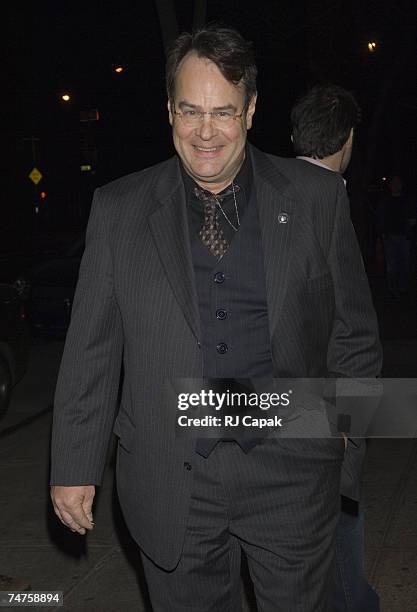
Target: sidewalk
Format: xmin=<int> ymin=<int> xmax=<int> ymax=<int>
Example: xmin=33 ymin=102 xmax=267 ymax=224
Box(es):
xmin=364 ymin=438 xmax=417 ymax=612
xmin=363 ymin=276 xmax=417 ymax=611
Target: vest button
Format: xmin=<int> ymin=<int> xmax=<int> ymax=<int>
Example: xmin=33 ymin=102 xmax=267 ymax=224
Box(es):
xmin=216 ymin=309 xmax=227 ymax=320
xmin=216 ymin=342 xmax=228 ymax=354
xmin=183 ymin=462 xmax=192 ymax=471
xmin=214 ymin=272 xmax=225 ymax=283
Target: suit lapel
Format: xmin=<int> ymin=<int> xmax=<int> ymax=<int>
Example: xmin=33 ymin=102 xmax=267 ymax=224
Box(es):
xmin=249 ymin=146 xmax=297 ymax=338
xmin=147 ymin=148 xmax=298 ymax=344
xmin=148 ymin=157 xmax=201 ymax=343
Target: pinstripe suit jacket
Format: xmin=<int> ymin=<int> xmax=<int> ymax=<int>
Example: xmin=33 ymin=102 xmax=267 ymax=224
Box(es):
xmin=50 ymin=144 xmax=381 ymax=569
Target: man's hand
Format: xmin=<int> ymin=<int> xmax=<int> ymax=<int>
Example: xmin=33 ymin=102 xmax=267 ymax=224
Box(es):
xmin=51 ymin=485 xmax=96 ymax=535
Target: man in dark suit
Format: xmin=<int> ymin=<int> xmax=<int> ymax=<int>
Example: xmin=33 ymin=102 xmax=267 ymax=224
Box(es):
xmin=50 ymin=26 xmax=381 ymax=611
xmin=291 ymin=84 xmax=380 ymax=611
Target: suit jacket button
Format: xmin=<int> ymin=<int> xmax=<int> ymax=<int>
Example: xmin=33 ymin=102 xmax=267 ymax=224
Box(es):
xmin=216 ymin=342 xmax=228 ymax=354
xmin=216 ymin=309 xmax=227 ymax=320
xmin=183 ymin=462 xmax=192 ymax=471
xmin=214 ymin=272 xmax=225 ymax=284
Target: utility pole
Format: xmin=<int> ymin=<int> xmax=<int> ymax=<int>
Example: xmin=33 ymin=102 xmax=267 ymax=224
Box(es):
xmin=154 ymin=0 xmax=179 ymax=56
xmin=22 ymin=136 xmax=40 ymax=167
xmin=22 ymin=136 xmax=43 ymax=217
xmin=154 ymin=0 xmax=207 ymax=58
xmin=192 ymin=0 xmax=207 ymax=30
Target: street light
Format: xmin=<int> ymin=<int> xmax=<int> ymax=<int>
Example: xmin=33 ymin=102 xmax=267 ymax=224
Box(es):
xmin=114 ymin=66 xmax=124 ymax=73
xmin=61 ymin=93 xmax=71 ymax=102
xmin=367 ymin=41 xmax=377 ymax=53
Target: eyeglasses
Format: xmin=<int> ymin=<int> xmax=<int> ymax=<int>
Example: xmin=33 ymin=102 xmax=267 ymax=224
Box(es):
xmin=172 ymin=106 xmax=245 ymax=128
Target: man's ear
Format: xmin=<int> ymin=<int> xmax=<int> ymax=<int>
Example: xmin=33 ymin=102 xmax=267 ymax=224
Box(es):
xmin=245 ymin=94 xmax=257 ymax=130
xmin=167 ymin=99 xmax=173 ymax=126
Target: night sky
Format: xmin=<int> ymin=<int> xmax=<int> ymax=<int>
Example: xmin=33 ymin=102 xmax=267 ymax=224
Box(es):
xmin=3 ymin=0 xmax=416 ymax=245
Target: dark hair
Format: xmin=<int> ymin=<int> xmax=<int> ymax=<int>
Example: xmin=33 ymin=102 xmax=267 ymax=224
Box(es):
xmin=290 ymin=85 xmax=361 ymax=158
xmin=166 ymin=25 xmax=257 ymax=109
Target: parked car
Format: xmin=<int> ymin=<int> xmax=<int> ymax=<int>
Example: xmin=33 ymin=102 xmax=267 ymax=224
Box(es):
xmin=29 ymin=237 xmax=85 ymax=336
xmin=0 ymin=284 xmax=30 ymax=418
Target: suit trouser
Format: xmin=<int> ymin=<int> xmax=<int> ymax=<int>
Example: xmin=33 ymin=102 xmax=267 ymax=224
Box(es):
xmin=140 ymin=438 xmax=344 ymax=611
xmin=334 ymin=510 xmax=380 ymax=612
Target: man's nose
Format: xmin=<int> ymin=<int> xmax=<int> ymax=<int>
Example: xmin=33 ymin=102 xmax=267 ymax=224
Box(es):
xmin=196 ymin=114 xmax=217 ymax=140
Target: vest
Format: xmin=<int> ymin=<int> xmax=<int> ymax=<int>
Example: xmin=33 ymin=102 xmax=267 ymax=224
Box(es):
xmin=189 ymin=187 xmax=274 ymax=454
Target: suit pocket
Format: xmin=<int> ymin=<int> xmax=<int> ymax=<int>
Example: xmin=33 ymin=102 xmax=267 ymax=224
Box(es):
xmin=277 ymin=435 xmax=345 ymax=459
xmin=113 ymin=411 xmax=136 ymax=453
xmin=341 ymin=438 xmax=366 ymax=499
xmin=307 ymin=272 xmax=333 ymax=294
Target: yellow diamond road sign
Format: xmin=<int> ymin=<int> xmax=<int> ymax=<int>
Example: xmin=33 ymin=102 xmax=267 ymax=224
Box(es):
xmin=29 ymin=167 xmax=42 ymax=185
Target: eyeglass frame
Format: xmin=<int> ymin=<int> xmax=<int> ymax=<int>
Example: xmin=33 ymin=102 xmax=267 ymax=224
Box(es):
xmin=171 ymin=103 xmax=246 ymax=127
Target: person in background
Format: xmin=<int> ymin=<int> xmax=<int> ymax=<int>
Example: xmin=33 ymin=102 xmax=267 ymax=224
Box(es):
xmin=291 ymin=84 xmax=380 ymax=612
xmin=291 ymin=84 xmax=358 ymax=177
xmin=377 ymin=175 xmax=415 ymax=297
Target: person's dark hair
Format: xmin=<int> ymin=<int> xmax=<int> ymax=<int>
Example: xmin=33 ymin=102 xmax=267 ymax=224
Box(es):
xmin=290 ymin=85 xmax=361 ymax=158
xmin=166 ymin=24 xmax=257 ymax=109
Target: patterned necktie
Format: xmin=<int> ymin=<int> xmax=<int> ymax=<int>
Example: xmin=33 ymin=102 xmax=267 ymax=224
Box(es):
xmin=194 ymin=185 xmax=240 ymax=259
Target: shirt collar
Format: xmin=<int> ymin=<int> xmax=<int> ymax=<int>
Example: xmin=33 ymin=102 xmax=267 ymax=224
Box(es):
xmin=296 ymin=156 xmax=347 ymax=186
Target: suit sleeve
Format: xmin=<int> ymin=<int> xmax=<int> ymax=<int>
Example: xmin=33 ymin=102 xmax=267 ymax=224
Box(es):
xmin=327 ymin=178 xmax=382 ymax=379
xmin=50 ymin=189 xmax=123 ymax=486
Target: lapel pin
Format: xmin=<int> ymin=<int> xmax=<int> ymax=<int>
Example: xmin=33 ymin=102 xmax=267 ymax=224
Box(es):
xmin=278 ymin=212 xmax=289 ymax=224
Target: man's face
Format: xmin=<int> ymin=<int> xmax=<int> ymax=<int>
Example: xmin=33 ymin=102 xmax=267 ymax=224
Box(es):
xmin=168 ymin=53 xmax=256 ymax=192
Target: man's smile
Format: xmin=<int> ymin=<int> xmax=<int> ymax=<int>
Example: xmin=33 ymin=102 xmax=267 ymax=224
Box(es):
xmin=192 ymin=145 xmax=224 ymax=157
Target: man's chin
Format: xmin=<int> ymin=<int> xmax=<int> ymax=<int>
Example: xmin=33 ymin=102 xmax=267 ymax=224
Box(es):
xmin=186 ymin=163 xmax=224 ymax=184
